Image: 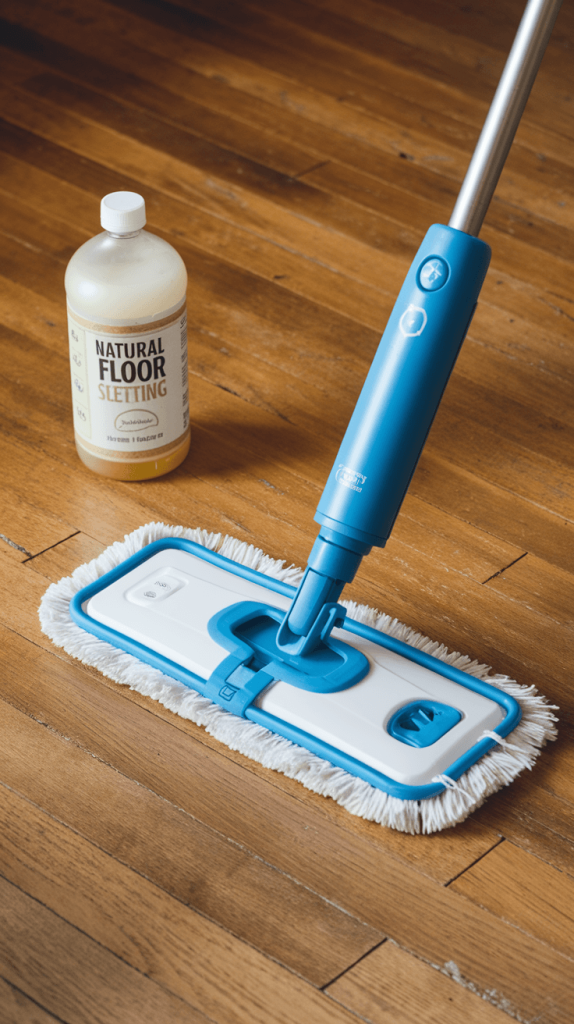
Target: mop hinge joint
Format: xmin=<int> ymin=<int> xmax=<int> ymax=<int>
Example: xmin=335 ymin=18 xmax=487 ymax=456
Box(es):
xmin=203 ymin=600 xmax=369 ymax=715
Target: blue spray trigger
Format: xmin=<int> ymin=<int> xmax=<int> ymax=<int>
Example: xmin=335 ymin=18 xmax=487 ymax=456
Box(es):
xmin=206 ymin=600 xmax=369 ymax=698
xmin=388 ymin=700 xmax=462 ymax=748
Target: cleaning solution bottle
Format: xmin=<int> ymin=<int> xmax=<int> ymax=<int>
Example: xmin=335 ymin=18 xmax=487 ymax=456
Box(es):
xmin=65 ymin=191 xmax=190 ymax=480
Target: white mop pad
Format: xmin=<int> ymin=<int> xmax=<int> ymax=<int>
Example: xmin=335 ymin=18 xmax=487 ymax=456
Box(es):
xmin=39 ymin=522 xmax=558 ymax=834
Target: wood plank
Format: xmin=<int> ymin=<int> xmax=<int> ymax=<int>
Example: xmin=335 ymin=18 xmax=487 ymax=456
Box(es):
xmin=24 ymin=513 xmax=571 ymax=876
xmin=0 ymin=259 xmax=531 ymax=588
xmin=3 ymin=158 xmax=569 ymax=453
xmin=484 ymin=553 xmax=574 ymax=629
xmin=427 ymin=399 xmax=574 ymax=524
xmin=2 ymin=89 xmax=573 ymax=383
xmin=242 ymin=0 xmax=572 ymax=122
xmin=466 ymin=276 xmax=574 ymax=387
xmin=0 ymin=152 xmax=391 ymax=335
xmin=166 ymin=0 xmax=574 ymax=194
xmin=0 ymin=348 xmax=319 ymax=583
xmin=413 ymin=450 xmax=574 ymax=576
xmin=2 ymin=250 xmax=568 ymax=712
xmin=4 ymin=68 xmax=408 ymax=260
xmin=347 ymin=542 xmax=574 ymax=707
xmin=370 ymin=0 xmax=574 ymax=87
xmin=4 ymin=59 xmax=574 ymax=315
xmin=326 ymin=939 xmax=514 ymax=1023
xmin=308 ymin=0 xmax=570 ymax=109
xmin=9 ymin=0 xmax=573 ymax=268
xmin=0 ymin=275 xmax=64 ymax=360
xmin=0 ymin=539 xmax=28 ymax=562
xmin=58 ymin=0 xmax=474 ymax=200
xmin=0 ymin=875 xmax=231 ymax=1024
xmin=2 ymin=93 xmax=395 ymax=300
xmin=0 ymin=976 xmax=60 ymax=1024
xmin=5 ymin=408 xmax=573 ymax=709
xmin=25 ymin=488 xmax=524 ymax=593
xmin=0 ymin=434 xmax=164 ymax=552
xmin=0 ymin=773 xmax=380 ymax=999
xmin=0 ymin=13 xmax=319 ymax=179
xmin=98 ymin=0 xmax=574 ymax=223
xmin=0 ymin=24 xmax=463 ymax=225
xmin=11 ymin=68 xmax=574 ymax=296
xmin=131 ymin=0 xmax=574 ymax=165
xmin=0 ymin=227 xmax=66 ymax=304
xmin=107 ymin=0 xmax=572 ymax=140
xmin=451 ymin=840 xmax=574 ymax=962
xmin=455 ymin=336 xmax=574 ymax=430
xmin=439 ymin=372 xmax=574 ymax=478
xmin=0 ymin=258 xmax=541 ymax=594
xmin=303 ymin=157 xmax=574 ymax=268
xmin=0 ymin=496 xmax=75 ymax=562
xmin=0 ymin=607 xmax=570 ymax=969
xmin=473 ymin=674 xmax=574 ymax=868
xmin=7 ymin=500 xmax=569 ymax=840
xmin=0 ymin=619 xmax=502 ymax=883
xmin=27 ymin=532 xmax=107 ymax=582
xmin=0 ymin=391 xmax=328 ymax=564
xmin=1 ymin=688 xmax=571 ymax=1021
xmin=473 ymin=761 xmax=574 ymax=876
xmin=2 ymin=100 xmax=568 ymax=399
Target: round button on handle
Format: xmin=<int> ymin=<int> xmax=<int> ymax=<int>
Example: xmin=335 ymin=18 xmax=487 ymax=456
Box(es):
xmin=418 ymin=256 xmax=449 ymax=291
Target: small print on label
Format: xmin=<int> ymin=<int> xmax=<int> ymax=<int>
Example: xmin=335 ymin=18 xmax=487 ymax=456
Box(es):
xmin=336 ymin=465 xmax=366 ymax=492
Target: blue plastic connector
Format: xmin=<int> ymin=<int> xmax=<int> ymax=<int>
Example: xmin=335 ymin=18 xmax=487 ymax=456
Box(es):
xmin=278 ymin=531 xmax=371 ymax=652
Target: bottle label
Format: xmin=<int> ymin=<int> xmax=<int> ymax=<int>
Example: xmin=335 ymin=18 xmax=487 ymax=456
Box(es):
xmin=68 ymin=301 xmax=189 ymax=460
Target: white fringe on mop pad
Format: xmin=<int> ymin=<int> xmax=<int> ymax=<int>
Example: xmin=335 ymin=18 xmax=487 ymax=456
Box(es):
xmin=39 ymin=521 xmax=558 ymax=835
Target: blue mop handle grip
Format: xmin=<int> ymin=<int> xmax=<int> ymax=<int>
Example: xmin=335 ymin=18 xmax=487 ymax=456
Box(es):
xmin=315 ymin=224 xmax=491 ymax=547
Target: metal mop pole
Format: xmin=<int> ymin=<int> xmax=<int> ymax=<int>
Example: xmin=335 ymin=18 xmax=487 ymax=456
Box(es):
xmin=450 ymin=0 xmax=563 ymax=237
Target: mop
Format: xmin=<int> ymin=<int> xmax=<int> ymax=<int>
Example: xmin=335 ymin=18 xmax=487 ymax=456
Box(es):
xmin=40 ymin=0 xmax=560 ymax=833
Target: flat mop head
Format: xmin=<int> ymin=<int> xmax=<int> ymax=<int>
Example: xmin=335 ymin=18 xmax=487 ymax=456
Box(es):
xmin=39 ymin=523 xmax=558 ymax=834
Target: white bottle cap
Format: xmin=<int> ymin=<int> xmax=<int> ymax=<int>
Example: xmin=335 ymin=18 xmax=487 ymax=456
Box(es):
xmin=100 ymin=192 xmax=146 ymax=233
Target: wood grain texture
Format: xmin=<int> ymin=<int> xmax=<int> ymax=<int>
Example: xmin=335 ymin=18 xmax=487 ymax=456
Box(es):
xmin=1 ymin=645 xmax=573 ymax=1021
xmin=0 ymin=684 xmax=383 ymax=988
xmin=450 ymin=841 xmax=574 ymax=961
xmin=0 ymin=977 xmax=60 ymax=1024
xmin=1 ymin=0 xmax=573 ymax=1019
xmin=0 ymin=782 xmax=374 ymax=1019
xmin=0 ymin=876 xmax=220 ymax=1024
xmin=326 ymin=940 xmax=515 ymax=1024
xmin=484 ymin=552 xmax=574 ymax=628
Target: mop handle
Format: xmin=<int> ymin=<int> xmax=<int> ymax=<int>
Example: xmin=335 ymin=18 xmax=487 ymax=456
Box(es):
xmin=313 ymin=0 xmax=564 ymax=553
xmin=451 ymin=0 xmax=563 ymax=236
xmin=283 ymin=0 xmax=563 ymax=643
xmin=313 ymin=225 xmax=490 ymax=549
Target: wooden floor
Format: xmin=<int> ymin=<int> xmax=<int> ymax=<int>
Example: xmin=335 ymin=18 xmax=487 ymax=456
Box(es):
xmin=0 ymin=0 xmax=573 ymax=1020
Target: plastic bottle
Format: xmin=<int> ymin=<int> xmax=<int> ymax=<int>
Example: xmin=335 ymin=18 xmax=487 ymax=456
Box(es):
xmin=65 ymin=191 xmax=190 ymax=480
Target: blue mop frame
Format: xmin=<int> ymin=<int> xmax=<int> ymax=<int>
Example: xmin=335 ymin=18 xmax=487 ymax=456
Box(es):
xmin=70 ymin=538 xmax=521 ymax=801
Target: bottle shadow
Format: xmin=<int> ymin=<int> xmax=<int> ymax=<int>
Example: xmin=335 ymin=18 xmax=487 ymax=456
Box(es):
xmin=177 ymin=415 xmax=326 ymax=481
